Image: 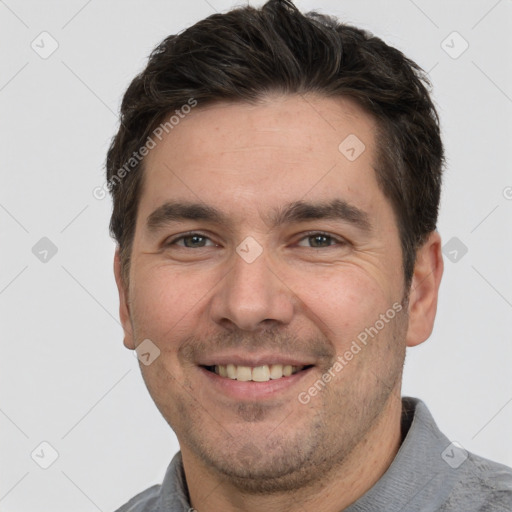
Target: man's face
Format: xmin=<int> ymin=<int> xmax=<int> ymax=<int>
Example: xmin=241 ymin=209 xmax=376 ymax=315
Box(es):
xmin=116 ymin=94 xmax=411 ymax=492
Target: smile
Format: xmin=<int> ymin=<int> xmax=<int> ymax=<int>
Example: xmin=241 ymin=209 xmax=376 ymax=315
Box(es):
xmin=203 ymin=364 xmax=312 ymax=382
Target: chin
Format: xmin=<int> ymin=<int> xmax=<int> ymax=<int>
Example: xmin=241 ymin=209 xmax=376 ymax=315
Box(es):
xmin=205 ymin=449 xmax=323 ymax=494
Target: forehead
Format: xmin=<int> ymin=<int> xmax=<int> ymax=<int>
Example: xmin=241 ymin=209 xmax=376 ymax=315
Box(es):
xmin=138 ymin=94 xmax=386 ymax=229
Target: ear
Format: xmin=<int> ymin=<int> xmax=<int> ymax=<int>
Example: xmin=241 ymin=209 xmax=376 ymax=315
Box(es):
xmin=113 ymin=248 xmax=135 ymax=350
xmin=405 ymin=231 xmax=444 ymax=347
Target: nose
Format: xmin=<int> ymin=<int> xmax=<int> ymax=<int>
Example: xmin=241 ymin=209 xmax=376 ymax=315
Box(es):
xmin=209 ymin=245 xmax=295 ymax=332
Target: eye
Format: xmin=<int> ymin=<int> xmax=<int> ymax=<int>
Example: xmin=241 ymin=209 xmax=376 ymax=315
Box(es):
xmin=164 ymin=232 xmax=217 ymax=248
xmin=163 ymin=231 xmax=347 ymax=250
xmin=296 ymin=232 xmax=346 ymax=248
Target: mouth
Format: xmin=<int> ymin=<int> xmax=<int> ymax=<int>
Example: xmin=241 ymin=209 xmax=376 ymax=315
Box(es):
xmin=202 ymin=363 xmax=314 ymax=382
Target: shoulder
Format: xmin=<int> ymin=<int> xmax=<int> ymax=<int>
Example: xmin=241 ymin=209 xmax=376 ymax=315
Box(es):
xmin=440 ymin=450 xmax=512 ymax=511
xmin=401 ymin=398 xmax=512 ymax=511
xmin=468 ymin=453 xmax=512 ymax=510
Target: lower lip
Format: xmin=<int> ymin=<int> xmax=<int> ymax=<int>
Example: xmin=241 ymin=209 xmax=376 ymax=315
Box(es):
xmin=198 ymin=366 xmax=314 ymax=401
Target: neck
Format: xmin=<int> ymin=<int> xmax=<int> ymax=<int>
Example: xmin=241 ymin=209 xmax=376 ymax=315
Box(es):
xmin=181 ymin=394 xmax=404 ymax=512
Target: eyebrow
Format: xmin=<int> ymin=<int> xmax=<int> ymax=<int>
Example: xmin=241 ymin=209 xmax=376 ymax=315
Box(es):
xmin=145 ymin=198 xmax=372 ymax=234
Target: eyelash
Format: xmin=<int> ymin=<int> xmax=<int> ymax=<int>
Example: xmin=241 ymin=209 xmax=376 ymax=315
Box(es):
xmin=164 ymin=231 xmax=347 ymax=249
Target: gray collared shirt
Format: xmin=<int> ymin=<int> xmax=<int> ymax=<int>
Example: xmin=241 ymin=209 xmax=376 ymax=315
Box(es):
xmin=114 ymin=397 xmax=512 ymax=511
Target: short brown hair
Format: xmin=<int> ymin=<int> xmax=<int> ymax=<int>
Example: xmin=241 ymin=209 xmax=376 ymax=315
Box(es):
xmin=105 ymin=0 xmax=444 ymax=289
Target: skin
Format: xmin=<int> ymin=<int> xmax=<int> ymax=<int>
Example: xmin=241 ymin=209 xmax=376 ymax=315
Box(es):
xmin=114 ymin=94 xmax=444 ymax=512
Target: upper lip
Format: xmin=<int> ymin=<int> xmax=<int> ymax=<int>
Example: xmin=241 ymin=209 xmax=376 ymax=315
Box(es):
xmin=197 ymin=352 xmax=315 ymax=367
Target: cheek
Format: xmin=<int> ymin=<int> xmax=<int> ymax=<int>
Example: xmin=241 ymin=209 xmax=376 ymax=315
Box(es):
xmin=130 ymin=264 xmax=218 ymax=340
xmin=292 ymin=266 xmax=392 ymax=337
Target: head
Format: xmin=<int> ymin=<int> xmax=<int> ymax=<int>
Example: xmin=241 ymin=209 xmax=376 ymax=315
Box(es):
xmin=107 ymin=0 xmax=444 ymax=495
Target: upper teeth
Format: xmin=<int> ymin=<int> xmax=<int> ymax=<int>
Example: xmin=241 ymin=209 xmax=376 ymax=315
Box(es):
xmin=214 ymin=364 xmax=304 ymax=381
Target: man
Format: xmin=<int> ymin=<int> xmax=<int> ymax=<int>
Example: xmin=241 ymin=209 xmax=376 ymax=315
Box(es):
xmin=106 ymin=1 xmax=512 ymax=510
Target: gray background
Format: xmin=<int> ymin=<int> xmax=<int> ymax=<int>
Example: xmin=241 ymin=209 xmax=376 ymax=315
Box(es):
xmin=1 ymin=0 xmax=511 ymax=510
